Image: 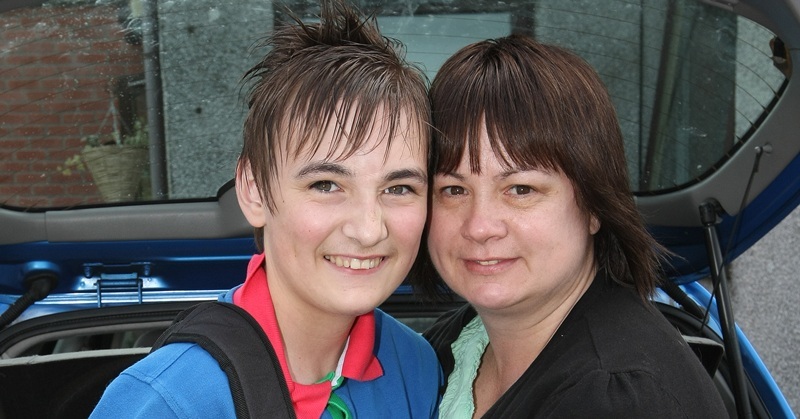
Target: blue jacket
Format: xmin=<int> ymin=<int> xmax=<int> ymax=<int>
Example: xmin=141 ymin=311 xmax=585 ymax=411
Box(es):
xmin=91 ymin=291 xmax=441 ymax=418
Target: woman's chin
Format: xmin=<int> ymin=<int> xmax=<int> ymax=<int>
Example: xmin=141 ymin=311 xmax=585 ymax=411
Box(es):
xmin=459 ymin=286 xmax=522 ymax=313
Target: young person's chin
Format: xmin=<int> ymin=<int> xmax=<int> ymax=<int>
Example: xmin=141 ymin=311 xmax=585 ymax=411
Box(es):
xmin=326 ymin=301 xmax=381 ymax=318
xmin=324 ymin=288 xmax=396 ymax=317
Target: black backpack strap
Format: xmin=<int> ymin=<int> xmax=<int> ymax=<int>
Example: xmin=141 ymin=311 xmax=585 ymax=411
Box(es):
xmin=151 ymin=302 xmax=296 ymax=419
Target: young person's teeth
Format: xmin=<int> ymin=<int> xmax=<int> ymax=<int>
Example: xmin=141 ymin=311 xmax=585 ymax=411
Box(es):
xmin=326 ymin=256 xmax=381 ymax=269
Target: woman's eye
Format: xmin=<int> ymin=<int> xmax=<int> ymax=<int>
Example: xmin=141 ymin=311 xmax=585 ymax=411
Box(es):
xmin=384 ymin=185 xmax=414 ymax=195
xmin=509 ymin=185 xmax=534 ymax=195
xmin=311 ymin=180 xmax=340 ymax=192
xmin=442 ymin=186 xmax=466 ymax=196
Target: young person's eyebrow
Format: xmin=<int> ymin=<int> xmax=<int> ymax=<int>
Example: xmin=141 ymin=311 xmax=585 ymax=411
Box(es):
xmin=297 ymin=163 xmax=426 ymax=186
xmin=385 ymin=168 xmax=428 ymax=184
xmin=296 ymin=162 xmax=353 ymax=178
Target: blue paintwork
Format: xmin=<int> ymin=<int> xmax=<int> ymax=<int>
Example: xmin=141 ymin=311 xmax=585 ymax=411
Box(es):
xmin=0 ymin=238 xmax=257 ymax=296
xmin=681 ymin=282 xmax=795 ymax=417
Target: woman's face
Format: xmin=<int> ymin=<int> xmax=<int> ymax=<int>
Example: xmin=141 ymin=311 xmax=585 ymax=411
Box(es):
xmin=428 ymin=127 xmax=600 ymax=316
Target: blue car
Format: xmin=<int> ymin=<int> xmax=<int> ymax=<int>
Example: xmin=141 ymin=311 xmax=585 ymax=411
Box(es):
xmin=0 ymin=0 xmax=796 ymax=417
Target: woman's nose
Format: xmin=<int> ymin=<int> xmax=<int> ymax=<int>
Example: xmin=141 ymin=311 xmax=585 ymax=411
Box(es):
xmin=461 ymin=197 xmax=507 ymax=243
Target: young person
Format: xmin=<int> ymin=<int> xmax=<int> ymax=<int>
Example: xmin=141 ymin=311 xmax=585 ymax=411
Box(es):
xmin=419 ymin=35 xmax=728 ymax=418
xmin=91 ymin=1 xmax=440 ymax=417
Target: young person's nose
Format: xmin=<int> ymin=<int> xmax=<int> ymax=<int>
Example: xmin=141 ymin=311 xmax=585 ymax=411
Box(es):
xmin=461 ymin=196 xmax=507 ymax=244
xmin=342 ymin=197 xmax=389 ymax=247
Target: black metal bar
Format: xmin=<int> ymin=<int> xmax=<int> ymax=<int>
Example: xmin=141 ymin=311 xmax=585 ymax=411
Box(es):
xmin=699 ymin=201 xmax=752 ymax=419
xmin=142 ymin=0 xmax=169 ymax=199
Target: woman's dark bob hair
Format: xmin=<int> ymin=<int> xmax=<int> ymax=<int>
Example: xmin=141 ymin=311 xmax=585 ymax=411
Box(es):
xmin=413 ymin=34 xmax=666 ymax=300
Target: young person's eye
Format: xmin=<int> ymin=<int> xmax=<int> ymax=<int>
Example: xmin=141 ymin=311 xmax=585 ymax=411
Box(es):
xmin=441 ymin=185 xmax=466 ymax=196
xmin=508 ymin=185 xmax=534 ymax=195
xmin=383 ymin=185 xmax=415 ymax=195
xmin=311 ymin=180 xmax=341 ymax=192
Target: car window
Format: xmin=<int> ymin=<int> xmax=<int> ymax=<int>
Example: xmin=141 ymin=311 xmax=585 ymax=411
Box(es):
xmin=0 ymin=0 xmax=786 ymax=209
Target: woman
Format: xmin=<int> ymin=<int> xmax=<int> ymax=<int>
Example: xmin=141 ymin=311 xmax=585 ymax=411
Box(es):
xmin=420 ymin=34 xmax=728 ymax=418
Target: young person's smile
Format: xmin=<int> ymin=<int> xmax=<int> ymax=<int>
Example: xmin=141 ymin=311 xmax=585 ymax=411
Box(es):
xmin=323 ymin=255 xmax=384 ymax=270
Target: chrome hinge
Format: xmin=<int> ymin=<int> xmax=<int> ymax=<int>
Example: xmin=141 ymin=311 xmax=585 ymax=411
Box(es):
xmin=84 ymin=262 xmax=151 ymax=307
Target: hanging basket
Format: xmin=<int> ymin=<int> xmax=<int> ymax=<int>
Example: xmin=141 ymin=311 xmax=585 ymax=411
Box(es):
xmin=82 ymin=146 xmax=149 ymax=203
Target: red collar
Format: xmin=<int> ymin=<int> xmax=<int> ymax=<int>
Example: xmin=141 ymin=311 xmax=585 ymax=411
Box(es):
xmin=233 ymin=253 xmax=383 ymax=417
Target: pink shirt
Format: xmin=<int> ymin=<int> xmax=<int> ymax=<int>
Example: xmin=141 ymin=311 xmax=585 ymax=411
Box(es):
xmin=233 ymin=253 xmax=383 ymax=418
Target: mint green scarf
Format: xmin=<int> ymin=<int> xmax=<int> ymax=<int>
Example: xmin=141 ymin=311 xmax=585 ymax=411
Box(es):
xmin=439 ymin=315 xmax=489 ymax=418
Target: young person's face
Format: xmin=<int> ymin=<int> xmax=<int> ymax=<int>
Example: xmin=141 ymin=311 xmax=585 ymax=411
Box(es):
xmin=428 ymin=126 xmax=599 ymax=317
xmin=239 ymin=109 xmax=427 ymax=320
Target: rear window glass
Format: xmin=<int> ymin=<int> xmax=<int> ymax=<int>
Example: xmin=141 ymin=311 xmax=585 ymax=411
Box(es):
xmin=0 ymin=0 xmax=787 ymax=209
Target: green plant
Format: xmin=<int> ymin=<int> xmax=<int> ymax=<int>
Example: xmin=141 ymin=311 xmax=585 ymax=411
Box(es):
xmin=122 ymin=118 xmax=149 ymax=148
xmin=59 ymin=118 xmax=148 ymax=176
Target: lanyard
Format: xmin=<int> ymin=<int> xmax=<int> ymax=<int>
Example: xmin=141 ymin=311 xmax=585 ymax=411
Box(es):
xmin=320 ymin=338 xmax=352 ymax=419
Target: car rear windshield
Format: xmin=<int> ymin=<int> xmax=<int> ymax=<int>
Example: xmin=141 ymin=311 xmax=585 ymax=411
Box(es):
xmin=0 ymin=0 xmax=787 ymax=209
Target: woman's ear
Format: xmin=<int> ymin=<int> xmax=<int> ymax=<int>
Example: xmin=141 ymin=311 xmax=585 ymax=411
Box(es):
xmin=589 ymin=214 xmax=601 ymax=235
xmin=236 ymin=160 xmax=267 ymax=228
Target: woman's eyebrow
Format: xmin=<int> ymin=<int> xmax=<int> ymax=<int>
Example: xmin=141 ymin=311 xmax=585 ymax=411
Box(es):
xmin=436 ymin=171 xmax=465 ymax=181
xmin=295 ymin=162 xmax=352 ymax=178
xmin=435 ymin=168 xmax=536 ymax=181
xmin=497 ymin=169 xmax=521 ymax=180
xmin=385 ymin=168 xmax=428 ymax=184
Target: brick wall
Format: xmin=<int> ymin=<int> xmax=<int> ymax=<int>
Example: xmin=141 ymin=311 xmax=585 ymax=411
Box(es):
xmin=0 ymin=3 xmax=145 ymax=208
